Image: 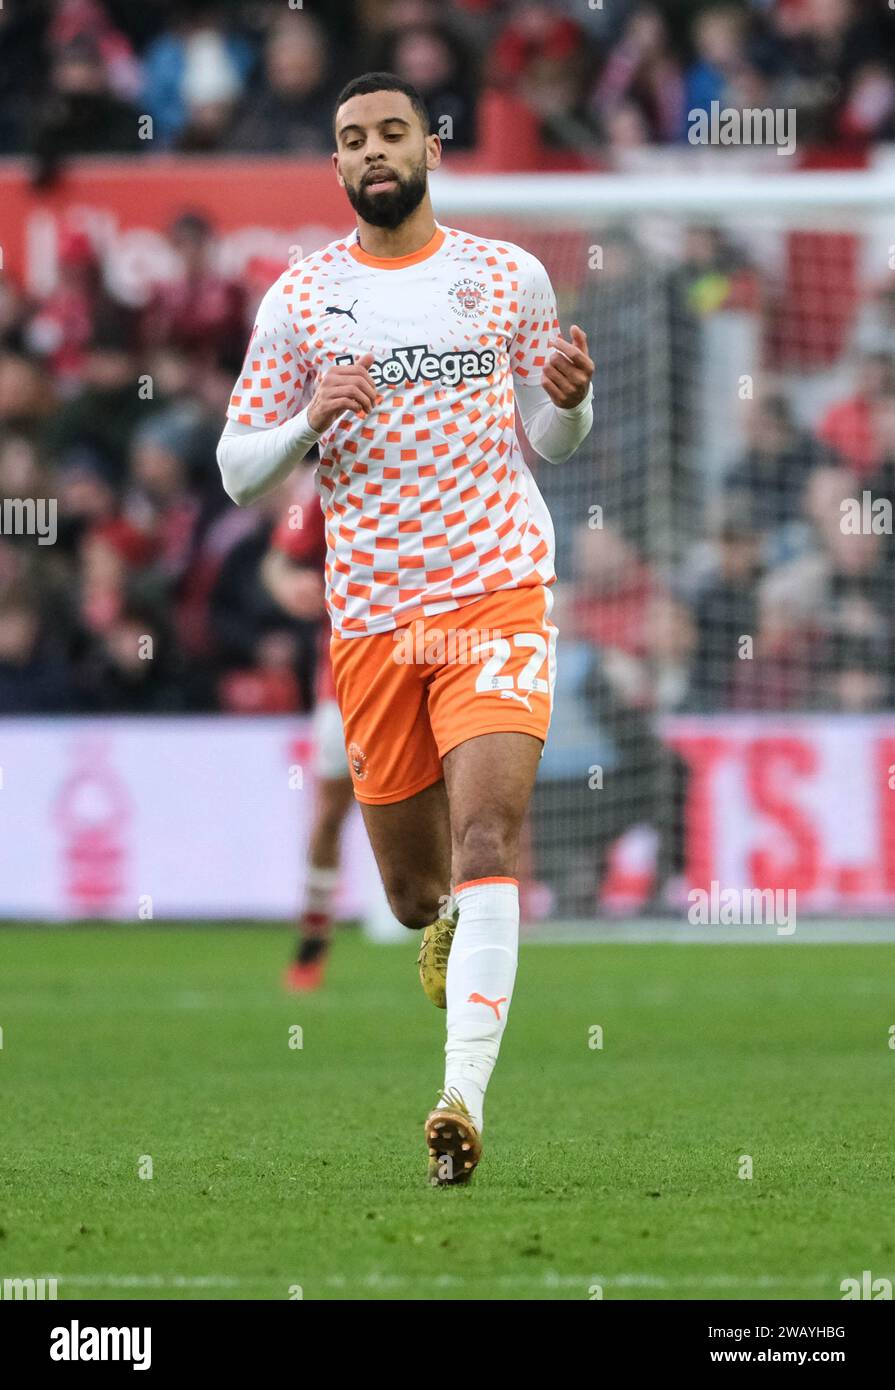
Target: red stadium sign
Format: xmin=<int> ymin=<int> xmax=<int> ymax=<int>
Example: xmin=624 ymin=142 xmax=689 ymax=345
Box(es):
xmin=0 ymin=157 xmax=353 ymax=302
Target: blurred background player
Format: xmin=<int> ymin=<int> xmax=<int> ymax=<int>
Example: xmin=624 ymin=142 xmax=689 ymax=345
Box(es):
xmin=263 ymin=466 xmax=395 ymax=990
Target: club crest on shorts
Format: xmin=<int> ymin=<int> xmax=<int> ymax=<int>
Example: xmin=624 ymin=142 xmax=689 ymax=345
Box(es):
xmin=347 ymin=741 xmax=367 ymax=780
xmin=449 ymin=277 xmax=487 ymax=320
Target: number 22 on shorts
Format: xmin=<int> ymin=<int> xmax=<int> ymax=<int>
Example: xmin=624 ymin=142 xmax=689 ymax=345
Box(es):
xmin=472 ymin=633 xmax=550 ymax=709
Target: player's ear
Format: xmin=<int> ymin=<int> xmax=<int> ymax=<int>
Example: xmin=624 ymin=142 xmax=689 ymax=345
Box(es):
xmin=331 ymin=151 xmax=344 ymax=187
xmin=426 ymin=134 xmax=441 ymax=172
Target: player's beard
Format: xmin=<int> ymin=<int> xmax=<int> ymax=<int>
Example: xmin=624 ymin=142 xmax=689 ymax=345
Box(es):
xmin=345 ymin=160 xmax=428 ymax=230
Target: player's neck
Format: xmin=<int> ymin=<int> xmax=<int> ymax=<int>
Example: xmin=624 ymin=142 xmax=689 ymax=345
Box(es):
xmin=354 ymin=203 xmax=438 ymax=262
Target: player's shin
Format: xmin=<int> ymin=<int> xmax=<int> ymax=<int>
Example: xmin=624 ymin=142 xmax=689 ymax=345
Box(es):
xmin=441 ymin=877 xmax=519 ymax=1134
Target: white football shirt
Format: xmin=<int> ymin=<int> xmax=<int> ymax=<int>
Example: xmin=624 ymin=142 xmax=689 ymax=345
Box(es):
xmin=227 ymin=222 xmax=561 ymax=637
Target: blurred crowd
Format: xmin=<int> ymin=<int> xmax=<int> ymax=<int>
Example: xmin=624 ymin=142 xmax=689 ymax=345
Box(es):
xmin=1 ymin=0 xmax=895 ymax=171
xmin=2 ymin=0 xmax=895 ymax=721
xmin=542 ymin=234 xmax=895 ymax=727
xmin=2 ymin=202 xmax=895 ymax=719
xmin=0 ymin=210 xmax=323 ymax=715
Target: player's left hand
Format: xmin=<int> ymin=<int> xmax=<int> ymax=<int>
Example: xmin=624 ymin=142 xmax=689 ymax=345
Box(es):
xmin=542 ymin=324 xmax=594 ymax=409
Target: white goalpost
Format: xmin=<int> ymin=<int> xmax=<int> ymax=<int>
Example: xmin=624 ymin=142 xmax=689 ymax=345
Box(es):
xmin=420 ymin=166 xmax=895 ymax=923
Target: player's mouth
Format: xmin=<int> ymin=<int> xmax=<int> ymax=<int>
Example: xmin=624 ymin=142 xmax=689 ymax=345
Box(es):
xmin=364 ymin=170 xmax=399 ymax=193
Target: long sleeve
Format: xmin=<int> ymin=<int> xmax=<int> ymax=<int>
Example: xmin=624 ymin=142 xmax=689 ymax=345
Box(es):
xmin=216 ymin=413 xmax=321 ymax=506
xmin=510 ymin=249 xmax=594 ymax=464
xmin=219 ymin=270 xmax=321 ymax=505
xmin=515 ymin=378 xmax=594 ymax=464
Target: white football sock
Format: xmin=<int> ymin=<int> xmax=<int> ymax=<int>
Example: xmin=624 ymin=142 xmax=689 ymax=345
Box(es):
xmin=303 ymin=864 xmax=339 ymax=921
xmin=441 ymin=877 xmax=519 ymax=1134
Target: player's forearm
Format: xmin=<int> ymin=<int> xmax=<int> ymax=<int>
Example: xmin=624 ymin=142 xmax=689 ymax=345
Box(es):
xmin=216 ymin=412 xmax=322 ymax=506
xmin=515 ymin=381 xmax=594 ymax=464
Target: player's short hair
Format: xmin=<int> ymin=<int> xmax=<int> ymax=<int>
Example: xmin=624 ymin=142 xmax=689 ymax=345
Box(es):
xmin=333 ymin=72 xmax=431 ymax=141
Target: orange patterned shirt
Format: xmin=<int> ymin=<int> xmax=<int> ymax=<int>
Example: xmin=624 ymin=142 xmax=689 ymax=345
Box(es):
xmin=228 ymin=222 xmax=560 ymax=637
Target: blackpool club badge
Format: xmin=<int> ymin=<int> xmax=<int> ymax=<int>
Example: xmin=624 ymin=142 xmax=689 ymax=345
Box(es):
xmin=449 ymin=277 xmax=487 ymax=320
xmin=347 ymin=741 xmax=368 ymax=780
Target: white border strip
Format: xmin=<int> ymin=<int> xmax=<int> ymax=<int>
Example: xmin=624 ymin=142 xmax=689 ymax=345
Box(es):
xmin=430 ymin=168 xmax=895 ymax=217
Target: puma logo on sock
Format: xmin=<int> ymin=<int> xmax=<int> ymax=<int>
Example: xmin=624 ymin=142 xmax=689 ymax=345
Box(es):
xmin=468 ymin=992 xmax=507 ymax=1021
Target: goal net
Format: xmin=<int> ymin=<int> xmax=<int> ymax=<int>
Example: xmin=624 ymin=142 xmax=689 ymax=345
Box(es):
xmin=432 ymin=168 xmax=895 ymax=923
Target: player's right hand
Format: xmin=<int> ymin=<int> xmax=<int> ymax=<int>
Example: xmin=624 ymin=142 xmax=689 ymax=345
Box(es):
xmin=307 ymin=353 xmax=378 ymax=433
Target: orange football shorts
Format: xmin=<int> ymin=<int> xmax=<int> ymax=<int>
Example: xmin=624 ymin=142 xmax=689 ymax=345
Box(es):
xmin=329 ymin=584 xmax=557 ymax=804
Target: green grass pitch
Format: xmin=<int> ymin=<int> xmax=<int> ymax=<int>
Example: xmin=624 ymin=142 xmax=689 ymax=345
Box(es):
xmin=1 ymin=926 xmax=892 ymax=1300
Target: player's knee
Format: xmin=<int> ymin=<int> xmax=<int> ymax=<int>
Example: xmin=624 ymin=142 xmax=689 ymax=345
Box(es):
xmin=386 ymin=882 xmax=444 ymax=930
